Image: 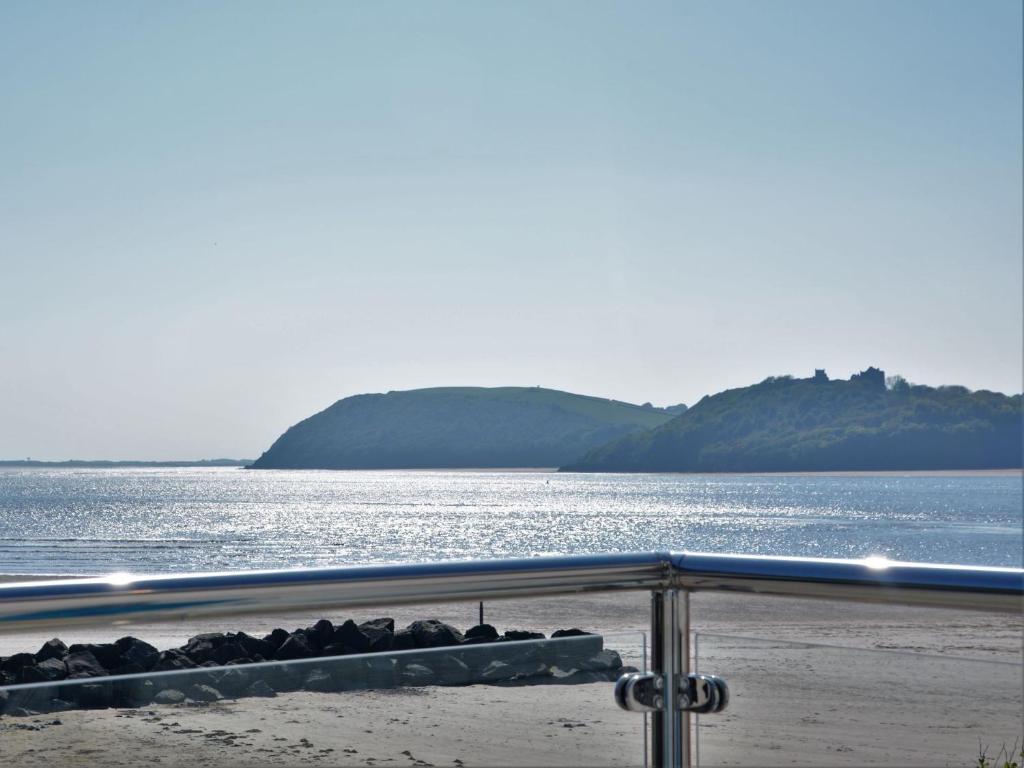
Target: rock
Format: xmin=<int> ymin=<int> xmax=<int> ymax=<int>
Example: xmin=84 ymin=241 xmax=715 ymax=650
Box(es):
xmin=215 ymin=667 xmax=252 ymax=697
xmin=75 ymin=682 xmax=113 ymax=709
xmin=4 ymin=706 xmax=37 ymax=717
xmin=210 ymin=642 xmax=247 ymax=666
xmin=1 ymin=653 xmax=37 ymax=675
xmin=67 ymin=644 xmax=121 ymax=671
xmin=0 ymin=688 xmax=8 ymax=710
xmin=151 ymin=649 xmax=198 ymax=673
xmin=109 ymin=662 xmax=147 ymax=677
xmin=331 ymin=620 xmax=370 ymax=653
xmin=501 ymin=630 xmax=545 ymax=642
xmin=114 ymin=637 xmax=159 ymax=669
xmin=187 ymin=684 xmax=223 ymax=702
xmin=274 ymin=634 xmax=315 ymax=661
xmin=19 ymin=658 xmax=68 ymax=684
xmin=406 ymin=620 xmax=464 ymax=648
xmin=359 ymin=618 xmax=394 ymax=634
xmin=551 ymin=628 xmax=591 ymax=638
xmin=392 ymin=629 xmax=416 ymax=651
xmin=35 ymin=639 xmax=68 ymax=663
xmin=263 ymin=628 xmax=289 ymax=651
xmin=113 ymin=679 xmax=156 ymax=707
xmin=246 ymin=680 xmax=277 ymax=698
xmin=303 ymin=669 xmax=335 ymax=692
xmin=232 ymin=632 xmax=273 ymax=660
xmin=152 ymin=688 xmax=187 ymax=705
xmin=181 ymin=634 xmax=227 ymax=665
xmin=464 ymin=624 xmax=498 ymax=642
xmin=308 ymin=619 xmax=334 ymax=649
xmin=64 ymin=651 xmax=108 ymax=679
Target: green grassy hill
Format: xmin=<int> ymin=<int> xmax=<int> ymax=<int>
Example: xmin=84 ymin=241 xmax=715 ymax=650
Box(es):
xmin=250 ymin=387 xmax=676 ymax=469
xmin=561 ymin=369 xmax=1023 ymax=472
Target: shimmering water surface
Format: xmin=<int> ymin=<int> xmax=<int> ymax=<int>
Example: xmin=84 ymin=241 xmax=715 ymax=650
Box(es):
xmin=0 ymin=469 xmax=1020 ymax=574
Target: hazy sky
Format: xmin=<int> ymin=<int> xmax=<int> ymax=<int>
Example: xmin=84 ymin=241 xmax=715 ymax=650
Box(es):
xmin=2 ymin=0 xmax=1021 ymax=460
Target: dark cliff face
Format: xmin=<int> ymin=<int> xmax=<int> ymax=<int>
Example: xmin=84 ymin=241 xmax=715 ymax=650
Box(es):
xmin=250 ymin=387 xmax=677 ymax=469
xmin=562 ymin=375 xmax=1024 ymax=473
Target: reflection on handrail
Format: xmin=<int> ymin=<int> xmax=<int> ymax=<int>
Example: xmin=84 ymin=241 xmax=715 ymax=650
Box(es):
xmin=0 ymin=551 xmax=1019 ymax=632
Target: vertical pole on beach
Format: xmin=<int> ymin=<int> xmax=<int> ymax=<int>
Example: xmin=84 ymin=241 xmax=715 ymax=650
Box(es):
xmin=650 ymin=588 xmax=690 ymax=768
xmin=478 ymin=601 xmax=484 ymax=626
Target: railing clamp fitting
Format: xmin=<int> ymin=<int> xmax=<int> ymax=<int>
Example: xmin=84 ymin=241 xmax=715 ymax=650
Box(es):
xmin=614 ymin=671 xmax=729 ymax=715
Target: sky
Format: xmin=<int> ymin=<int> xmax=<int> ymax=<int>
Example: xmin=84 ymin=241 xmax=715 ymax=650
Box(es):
xmin=1 ymin=0 xmax=1021 ymax=460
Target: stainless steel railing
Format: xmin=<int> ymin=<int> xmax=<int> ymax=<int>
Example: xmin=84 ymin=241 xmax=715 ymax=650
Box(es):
xmin=0 ymin=552 xmax=1019 ymax=632
xmin=1 ymin=552 xmax=1020 ymax=768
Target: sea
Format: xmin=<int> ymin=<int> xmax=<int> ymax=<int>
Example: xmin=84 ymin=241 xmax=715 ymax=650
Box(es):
xmin=0 ymin=468 xmax=1020 ymax=575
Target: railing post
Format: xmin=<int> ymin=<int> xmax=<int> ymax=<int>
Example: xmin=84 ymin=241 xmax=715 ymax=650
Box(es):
xmin=651 ymin=588 xmax=691 ymax=767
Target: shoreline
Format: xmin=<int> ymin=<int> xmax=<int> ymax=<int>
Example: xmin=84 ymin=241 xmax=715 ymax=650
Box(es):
xmin=3 ymin=465 xmax=1020 ymax=476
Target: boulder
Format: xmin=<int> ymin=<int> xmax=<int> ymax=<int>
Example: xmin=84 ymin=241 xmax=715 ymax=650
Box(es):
xmin=1 ymin=653 xmax=37 ymax=675
xmin=67 ymin=644 xmax=121 ymax=671
xmin=464 ymin=624 xmax=498 ymax=642
xmin=152 ymin=688 xmax=187 ymax=705
xmin=75 ymin=682 xmax=113 ymax=709
xmin=501 ymin=630 xmax=545 ymax=642
xmin=551 ymin=628 xmax=591 ymax=638
xmin=114 ymin=637 xmax=159 ymax=669
xmin=359 ymin=618 xmax=394 ymax=634
xmin=210 ymin=642 xmax=248 ymax=666
xmin=187 ymin=684 xmax=223 ymax=702
xmin=308 ymin=619 xmax=334 ymax=650
xmin=214 ymin=667 xmax=252 ymax=697
xmin=392 ymin=629 xmax=416 ymax=651
xmin=151 ymin=649 xmax=199 ymax=673
xmin=231 ymin=632 xmax=273 ymax=660
xmin=20 ymin=658 xmax=68 ymax=684
xmin=263 ymin=628 xmax=290 ymax=651
xmin=274 ymin=634 xmax=315 ymax=661
xmin=406 ymin=620 xmax=464 ymax=649
xmin=331 ymin=620 xmax=370 ymax=653
xmin=35 ymin=638 xmax=69 ymax=663
xmin=112 ymin=678 xmax=156 ymax=708
xmin=64 ymin=651 xmax=108 ymax=679
xmin=181 ymin=634 xmax=227 ymax=665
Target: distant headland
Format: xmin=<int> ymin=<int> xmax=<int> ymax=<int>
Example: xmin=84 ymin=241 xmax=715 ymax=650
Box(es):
xmin=250 ymin=386 xmax=683 ymax=470
xmin=562 ymin=368 xmax=1023 ymax=472
xmin=250 ymin=370 xmax=1022 ymax=473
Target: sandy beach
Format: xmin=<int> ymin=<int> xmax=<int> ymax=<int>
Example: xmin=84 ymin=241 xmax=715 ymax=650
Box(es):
xmin=0 ymin=586 xmax=1020 ymax=767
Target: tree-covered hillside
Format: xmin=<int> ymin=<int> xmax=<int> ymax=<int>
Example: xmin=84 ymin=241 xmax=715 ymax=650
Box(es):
xmin=250 ymin=387 xmax=677 ymax=469
xmin=561 ymin=369 xmax=1023 ymax=472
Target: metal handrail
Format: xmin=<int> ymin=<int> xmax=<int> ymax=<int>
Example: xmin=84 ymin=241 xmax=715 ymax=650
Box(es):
xmin=0 ymin=552 xmax=1019 ymax=632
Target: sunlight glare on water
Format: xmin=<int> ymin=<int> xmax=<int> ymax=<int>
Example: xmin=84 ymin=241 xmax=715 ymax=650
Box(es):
xmin=0 ymin=468 xmax=1020 ymax=574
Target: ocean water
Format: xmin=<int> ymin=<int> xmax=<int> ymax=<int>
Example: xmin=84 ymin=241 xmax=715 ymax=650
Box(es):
xmin=0 ymin=468 xmax=1020 ymax=575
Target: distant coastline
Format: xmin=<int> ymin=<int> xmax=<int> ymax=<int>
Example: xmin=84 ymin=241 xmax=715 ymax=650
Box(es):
xmin=0 ymin=459 xmax=252 ymax=468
